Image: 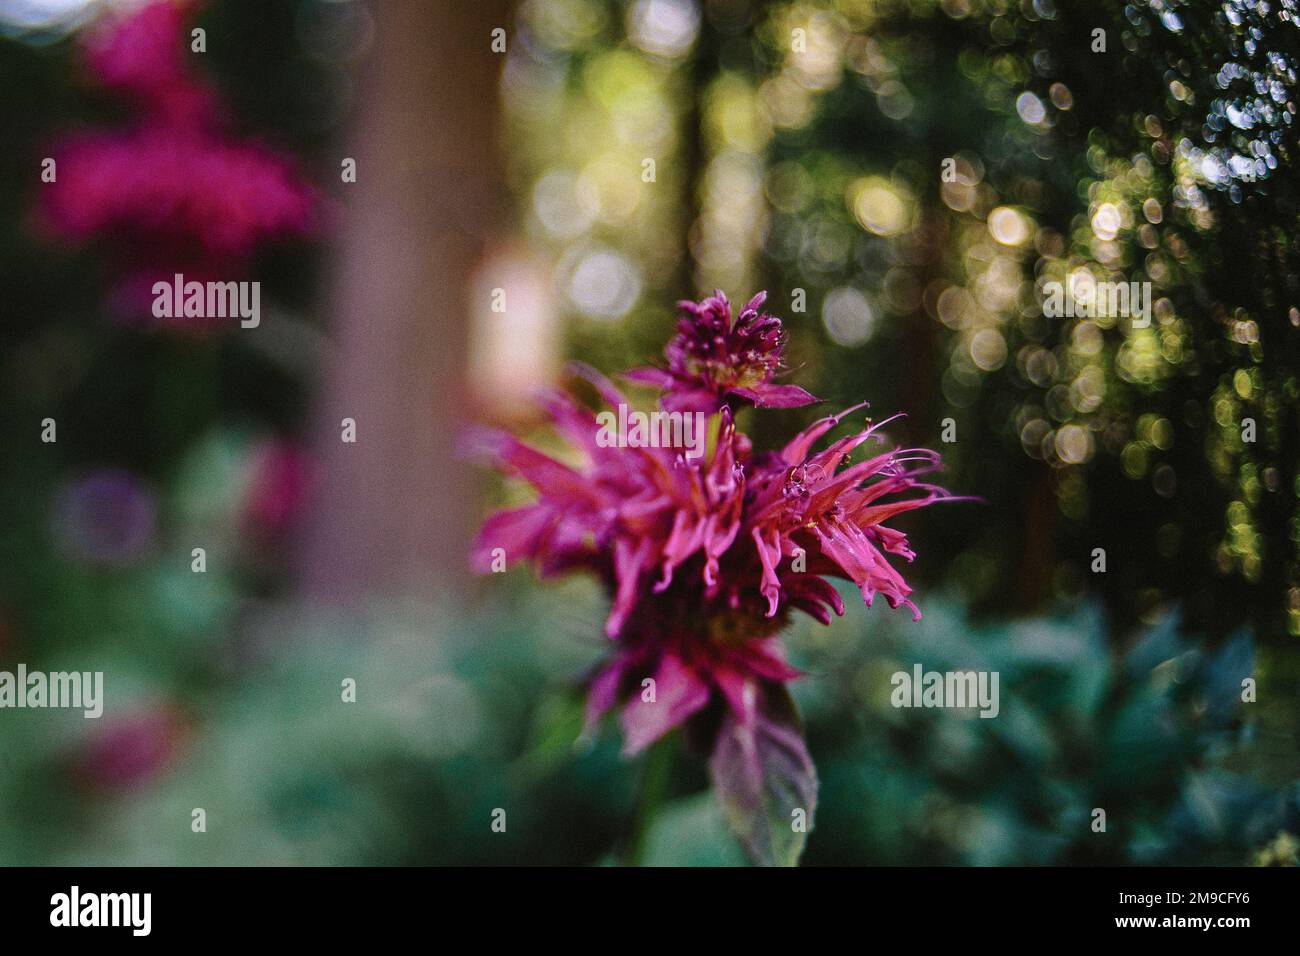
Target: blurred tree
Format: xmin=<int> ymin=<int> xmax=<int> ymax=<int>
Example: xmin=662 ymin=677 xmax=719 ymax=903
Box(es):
xmin=300 ymin=0 xmax=515 ymax=603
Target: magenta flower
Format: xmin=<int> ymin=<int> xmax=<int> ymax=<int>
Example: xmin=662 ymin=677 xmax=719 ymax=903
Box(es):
xmin=44 ymin=126 xmax=315 ymax=309
xmin=38 ymin=1 xmax=317 ymax=324
xmin=75 ymin=704 xmax=186 ymax=791
xmin=473 ymin=295 xmax=957 ymax=864
xmin=79 ymin=0 xmax=213 ymax=122
xmin=627 ymin=291 xmax=819 ymax=413
xmin=241 ymin=439 xmax=314 ymax=538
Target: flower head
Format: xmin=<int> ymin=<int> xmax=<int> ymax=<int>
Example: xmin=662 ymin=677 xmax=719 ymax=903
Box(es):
xmin=80 ymin=0 xmax=213 ymax=122
xmin=473 ymin=293 xmax=959 ymax=863
xmin=37 ymin=1 xmax=317 ymax=323
xmin=475 ymin=369 xmax=947 ymax=735
xmin=627 ymin=291 xmax=819 ymax=413
xmin=44 ymin=126 xmax=316 ymax=287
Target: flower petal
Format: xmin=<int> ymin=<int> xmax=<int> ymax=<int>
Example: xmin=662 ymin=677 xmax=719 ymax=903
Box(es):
xmin=623 ymin=367 xmax=676 ymax=388
xmin=731 ymin=383 xmax=820 ymax=408
xmin=620 ymin=653 xmax=711 ymax=755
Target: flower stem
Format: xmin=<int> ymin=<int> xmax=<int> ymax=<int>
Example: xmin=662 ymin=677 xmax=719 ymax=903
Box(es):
xmin=705 ymin=411 xmax=723 ymax=462
xmin=623 ymin=734 xmax=675 ymax=867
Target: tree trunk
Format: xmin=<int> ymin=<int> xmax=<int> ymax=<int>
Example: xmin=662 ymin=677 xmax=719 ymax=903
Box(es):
xmin=298 ymin=0 xmax=514 ymax=604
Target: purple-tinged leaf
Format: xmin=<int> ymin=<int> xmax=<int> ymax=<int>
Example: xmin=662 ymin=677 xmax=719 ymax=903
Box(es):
xmin=708 ymin=683 xmax=818 ymax=866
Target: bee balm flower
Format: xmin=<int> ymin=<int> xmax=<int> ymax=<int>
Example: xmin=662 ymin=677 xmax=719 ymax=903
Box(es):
xmin=473 ymin=293 xmax=957 ymax=865
xmin=38 ymin=1 xmax=317 ymax=324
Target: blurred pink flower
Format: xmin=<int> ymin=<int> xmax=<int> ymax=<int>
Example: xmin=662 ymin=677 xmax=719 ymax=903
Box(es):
xmin=38 ymin=0 xmax=318 ymax=323
xmin=45 ymin=125 xmax=315 ymax=296
xmin=75 ymin=705 xmax=186 ymax=790
xmin=80 ymin=0 xmax=213 ymax=121
xmin=242 ymin=439 xmax=313 ymax=537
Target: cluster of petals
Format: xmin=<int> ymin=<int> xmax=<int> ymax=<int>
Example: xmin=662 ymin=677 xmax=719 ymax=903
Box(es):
xmin=626 ymin=291 xmax=818 ymax=413
xmin=474 ymin=306 xmax=955 ymax=753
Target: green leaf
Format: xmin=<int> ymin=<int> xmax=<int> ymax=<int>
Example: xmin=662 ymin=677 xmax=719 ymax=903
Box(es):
xmin=640 ymin=793 xmax=747 ymax=867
